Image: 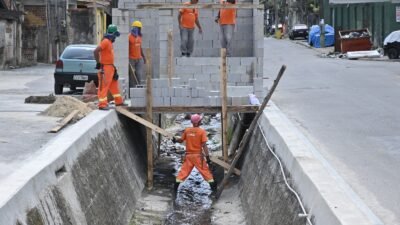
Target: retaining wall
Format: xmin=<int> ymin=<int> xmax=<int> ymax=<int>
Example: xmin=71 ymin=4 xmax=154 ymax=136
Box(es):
xmin=0 ymin=111 xmax=147 ymax=225
xmin=239 ymin=102 xmax=381 ymax=225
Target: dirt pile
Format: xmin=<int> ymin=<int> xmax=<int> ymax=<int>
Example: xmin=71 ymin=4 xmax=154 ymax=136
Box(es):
xmin=82 ymin=81 xmax=98 ymax=102
xmin=41 ymin=96 xmax=94 ymax=120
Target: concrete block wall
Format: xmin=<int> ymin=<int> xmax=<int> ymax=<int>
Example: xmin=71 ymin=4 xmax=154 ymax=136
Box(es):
xmin=114 ymin=0 xmax=264 ymax=100
xmin=129 ymin=74 xmax=263 ymax=107
xmin=173 ymin=57 xmax=256 ymax=85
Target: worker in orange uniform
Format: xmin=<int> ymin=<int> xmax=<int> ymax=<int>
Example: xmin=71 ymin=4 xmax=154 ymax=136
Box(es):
xmin=215 ymin=0 xmax=237 ymax=56
xmin=178 ymin=0 xmax=203 ymax=57
xmin=94 ymin=24 xmax=124 ymax=110
xmin=172 ymin=114 xmax=217 ymax=194
xmin=129 ymin=20 xmax=146 ymax=87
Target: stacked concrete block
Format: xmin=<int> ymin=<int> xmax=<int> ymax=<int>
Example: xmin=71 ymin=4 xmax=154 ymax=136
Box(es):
xmin=129 ymin=87 xmax=146 ymax=98
xmin=228 ymin=86 xmax=253 ymax=97
xmin=131 ymin=97 xmax=146 ymax=107
xmin=231 ymin=96 xmax=249 ymax=106
xmin=253 ymin=77 xmax=265 ymax=98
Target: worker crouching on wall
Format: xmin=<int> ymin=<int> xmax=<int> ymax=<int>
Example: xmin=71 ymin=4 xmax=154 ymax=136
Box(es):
xmin=94 ymin=24 xmax=124 ymax=110
xmin=173 ymin=114 xmax=217 ymax=195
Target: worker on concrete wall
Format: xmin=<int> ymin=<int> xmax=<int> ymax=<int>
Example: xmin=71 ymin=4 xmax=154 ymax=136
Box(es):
xmin=172 ymin=114 xmax=217 ymax=194
xmin=178 ymin=0 xmax=203 ymax=57
xmin=94 ymin=24 xmax=124 ymax=110
xmin=129 ymin=20 xmax=146 ymax=86
xmin=215 ymin=0 xmax=237 ymax=56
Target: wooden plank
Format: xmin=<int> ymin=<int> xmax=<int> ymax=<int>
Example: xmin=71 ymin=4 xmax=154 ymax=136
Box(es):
xmin=167 ymin=30 xmax=173 ymax=86
xmin=137 ymin=3 xmax=263 ymax=9
xmin=48 ymin=110 xmax=79 ymax=133
xmin=220 ymin=48 xmax=228 ymax=162
xmin=216 ymin=65 xmax=287 ymax=199
xmin=129 ymin=63 xmax=139 ymax=85
xmin=146 ymin=48 xmax=154 ymax=190
xmin=116 ymin=107 xmax=174 ymax=139
xmin=125 ymin=105 xmax=260 ymax=113
xmin=210 ymin=156 xmax=241 ymax=176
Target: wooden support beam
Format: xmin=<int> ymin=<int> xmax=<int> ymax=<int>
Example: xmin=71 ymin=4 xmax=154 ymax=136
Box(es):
xmin=137 ymin=3 xmax=263 ymax=9
xmin=157 ymin=114 xmax=162 ymax=157
xmin=216 ymin=65 xmax=287 ymax=199
xmin=167 ymin=30 xmax=174 ymax=86
xmin=48 ymin=110 xmax=79 ymax=133
xmin=146 ymin=48 xmax=154 ymax=190
xmin=116 ymin=107 xmax=174 ymax=138
xmin=220 ymin=48 xmax=228 ymax=162
xmin=210 ymin=156 xmax=241 ymax=176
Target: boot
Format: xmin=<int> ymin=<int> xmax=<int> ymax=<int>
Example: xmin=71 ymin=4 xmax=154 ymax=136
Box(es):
xmin=173 ymin=182 xmax=180 ymax=196
xmin=210 ymin=181 xmax=217 ymax=193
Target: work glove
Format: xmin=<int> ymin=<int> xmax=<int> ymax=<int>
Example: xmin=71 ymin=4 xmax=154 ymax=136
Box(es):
xmin=113 ymin=68 xmax=119 ymax=81
xmin=214 ymin=16 xmax=219 ymax=23
xmin=95 ymin=62 xmax=101 ymax=70
xmin=172 ymin=136 xmax=177 ymax=143
xmin=206 ymin=155 xmax=211 ymax=165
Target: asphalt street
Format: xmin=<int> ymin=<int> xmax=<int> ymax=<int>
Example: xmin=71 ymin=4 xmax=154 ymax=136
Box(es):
xmin=0 ymin=64 xmax=59 ymax=182
xmin=264 ymin=38 xmax=400 ymax=225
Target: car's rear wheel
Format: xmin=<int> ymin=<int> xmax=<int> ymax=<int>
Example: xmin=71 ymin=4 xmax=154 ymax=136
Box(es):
xmin=387 ymin=48 xmax=399 ymax=59
xmin=54 ymin=83 xmax=63 ymax=95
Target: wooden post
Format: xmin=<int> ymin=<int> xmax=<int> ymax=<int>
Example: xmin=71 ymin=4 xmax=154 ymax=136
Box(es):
xmin=216 ymin=65 xmax=287 ymax=199
xmin=146 ymin=48 xmax=153 ymax=190
xmin=157 ymin=113 xmax=162 ymax=157
xmin=167 ymin=30 xmax=174 ymax=86
xmin=220 ymin=48 xmax=228 ymax=162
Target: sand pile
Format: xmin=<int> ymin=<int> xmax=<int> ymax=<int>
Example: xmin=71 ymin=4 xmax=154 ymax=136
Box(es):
xmin=42 ymin=96 xmax=94 ymax=120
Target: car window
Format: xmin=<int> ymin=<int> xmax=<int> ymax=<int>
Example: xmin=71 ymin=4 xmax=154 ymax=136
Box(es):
xmin=294 ymin=25 xmax=308 ymax=30
xmin=62 ymin=47 xmax=95 ymax=60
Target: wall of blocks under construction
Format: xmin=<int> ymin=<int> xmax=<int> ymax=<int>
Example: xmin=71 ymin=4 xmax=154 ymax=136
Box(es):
xmin=112 ymin=0 xmax=264 ymax=105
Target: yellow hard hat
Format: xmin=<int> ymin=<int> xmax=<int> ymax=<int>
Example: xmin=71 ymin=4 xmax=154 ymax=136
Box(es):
xmin=132 ymin=20 xmax=142 ymax=28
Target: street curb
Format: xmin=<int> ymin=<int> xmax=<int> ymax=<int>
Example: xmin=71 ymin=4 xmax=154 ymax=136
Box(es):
xmin=258 ymin=101 xmax=384 ymax=225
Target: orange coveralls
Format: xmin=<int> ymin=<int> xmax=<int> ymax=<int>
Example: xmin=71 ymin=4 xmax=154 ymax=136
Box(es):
xmin=97 ymin=38 xmax=123 ymax=109
xmin=176 ymin=127 xmax=214 ymax=183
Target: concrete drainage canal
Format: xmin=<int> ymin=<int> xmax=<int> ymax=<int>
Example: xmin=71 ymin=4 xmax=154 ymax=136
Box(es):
xmin=0 ymin=110 xmax=310 ymax=225
xmin=130 ymin=114 xmax=233 ymax=225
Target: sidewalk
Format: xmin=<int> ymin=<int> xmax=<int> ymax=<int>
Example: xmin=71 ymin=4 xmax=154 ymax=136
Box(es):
xmin=0 ymin=64 xmax=59 ymax=182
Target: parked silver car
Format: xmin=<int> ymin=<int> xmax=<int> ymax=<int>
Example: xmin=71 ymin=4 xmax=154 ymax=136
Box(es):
xmin=54 ymin=44 xmax=98 ymax=94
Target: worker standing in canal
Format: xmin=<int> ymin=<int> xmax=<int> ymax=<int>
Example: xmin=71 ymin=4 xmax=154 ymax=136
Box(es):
xmin=129 ymin=20 xmax=146 ymax=86
xmin=178 ymin=0 xmax=203 ymax=57
xmin=173 ymin=114 xmax=217 ymax=194
xmin=215 ymin=0 xmax=237 ymax=56
xmin=94 ymin=24 xmax=124 ymax=110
